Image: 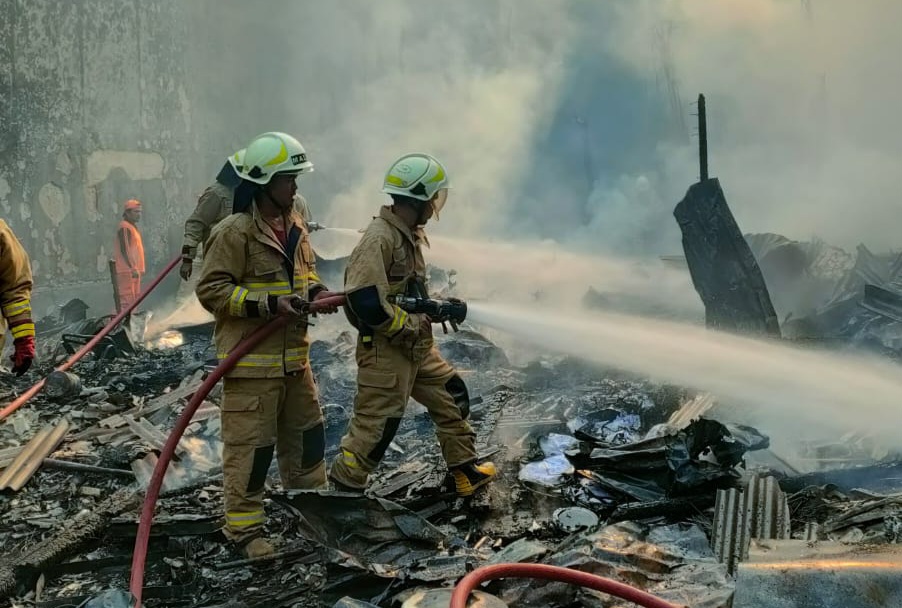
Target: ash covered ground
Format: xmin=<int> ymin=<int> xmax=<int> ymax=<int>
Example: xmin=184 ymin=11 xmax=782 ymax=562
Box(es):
xmin=1 ymin=246 xmax=901 ymax=608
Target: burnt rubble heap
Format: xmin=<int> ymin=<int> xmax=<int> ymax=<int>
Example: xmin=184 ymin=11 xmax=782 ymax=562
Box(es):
xmin=0 ymin=294 xmax=900 ymax=608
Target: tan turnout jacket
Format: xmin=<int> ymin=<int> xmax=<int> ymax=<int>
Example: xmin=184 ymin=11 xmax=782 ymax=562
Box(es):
xmin=196 ymin=203 xmax=324 ymax=378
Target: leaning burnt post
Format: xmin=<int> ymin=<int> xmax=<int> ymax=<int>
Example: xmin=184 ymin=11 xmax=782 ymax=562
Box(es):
xmin=698 ymin=94 xmax=708 ymax=181
xmin=674 ymin=95 xmax=781 ymax=337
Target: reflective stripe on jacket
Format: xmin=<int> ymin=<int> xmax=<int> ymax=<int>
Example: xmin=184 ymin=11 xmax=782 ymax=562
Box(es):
xmin=196 ymin=202 xmax=325 ymax=378
xmin=0 ymin=220 xmax=34 ymax=340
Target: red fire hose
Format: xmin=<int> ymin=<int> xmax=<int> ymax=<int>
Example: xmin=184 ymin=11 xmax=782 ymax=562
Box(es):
xmin=0 ymin=253 xmax=182 ymax=421
xmin=450 ymin=564 xmax=684 ymax=608
xmin=128 ymin=294 xmax=345 ymax=607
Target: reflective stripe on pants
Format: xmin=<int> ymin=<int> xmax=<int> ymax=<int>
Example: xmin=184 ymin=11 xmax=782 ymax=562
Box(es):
xmin=220 ymin=366 xmax=326 ymax=542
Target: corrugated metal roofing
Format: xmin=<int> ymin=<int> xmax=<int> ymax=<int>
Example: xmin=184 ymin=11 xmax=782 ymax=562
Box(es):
xmin=712 ymin=474 xmax=791 ymax=574
xmin=0 ymin=419 xmax=70 ymax=491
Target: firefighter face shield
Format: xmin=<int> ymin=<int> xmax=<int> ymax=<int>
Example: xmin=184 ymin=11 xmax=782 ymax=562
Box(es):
xmin=430 ymin=188 xmax=448 ymax=220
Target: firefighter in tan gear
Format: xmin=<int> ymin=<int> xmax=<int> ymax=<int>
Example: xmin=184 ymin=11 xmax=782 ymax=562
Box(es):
xmin=0 ymin=220 xmax=36 ymax=376
xmin=180 ymin=147 xmax=318 ymax=282
xmin=329 ymin=153 xmax=496 ymax=496
xmin=196 ymin=132 xmax=339 ymax=558
xmin=179 ymin=149 xmax=245 ymax=281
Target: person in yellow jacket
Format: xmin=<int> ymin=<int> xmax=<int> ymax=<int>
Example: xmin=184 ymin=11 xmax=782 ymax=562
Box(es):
xmin=329 ymin=153 xmax=496 ymax=497
xmin=196 ymin=132 xmax=339 ymax=558
xmin=0 ymin=220 xmax=36 ymax=376
xmin=180 ymin=146 xmax=318 ymax=281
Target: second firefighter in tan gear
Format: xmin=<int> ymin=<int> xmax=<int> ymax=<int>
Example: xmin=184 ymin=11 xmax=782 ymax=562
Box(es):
xmin=196 ymin=132 xmax=337 ymax=558
xmin=180 ymin=150 xmax=244 ymax=281
xmin=330 ymin=153 xmax=495 ymax=496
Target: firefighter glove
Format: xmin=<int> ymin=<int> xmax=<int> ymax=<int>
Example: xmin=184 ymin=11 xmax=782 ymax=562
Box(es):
xmin=11 ymin=335 xmax=35 ymax=376
xmin=179 ymin=258 xmax=193 ymax=280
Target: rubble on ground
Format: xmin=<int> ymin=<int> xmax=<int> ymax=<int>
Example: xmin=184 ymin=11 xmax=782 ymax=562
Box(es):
xmin=780 ymin=241 xmax=902 ymax=358
xmin=630 ymin=229 xmax=902 ymax=360
xmin=1 ymin=294 xmax=901 ymax=608
xmin=679 ymin=228 xmax=902 ymax=357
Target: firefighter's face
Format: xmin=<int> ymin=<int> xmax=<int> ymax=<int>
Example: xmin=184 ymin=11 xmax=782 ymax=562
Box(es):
xmin=267 ymin=173 xmax=298 ymax=210
xmin=417 ymin=201 xmax=434 ymax=225
xmin=126 ymin=209 xmax=142 ymax=223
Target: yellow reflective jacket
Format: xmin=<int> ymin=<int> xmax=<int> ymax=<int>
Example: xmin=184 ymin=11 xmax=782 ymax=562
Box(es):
xmin=182 ymin=181 xmax=311 ymax=258
xmin=344 ymin=206 xmax=430 ymax=343
xmin=196 ymin=203 xmax=325 ymax=378
xmin=0 ymin=220 xmax=34 ymax=342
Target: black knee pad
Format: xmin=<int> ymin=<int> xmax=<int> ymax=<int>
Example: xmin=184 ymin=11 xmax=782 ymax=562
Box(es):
xmin=301 ymin=422 xmax=325 ymax=468
xmin=247 ymin=444 xmax=275 ymax=493
xmin=367 ymin=417 xmax=402 ymax=463
xmin=445 ymin=374 xmax=470 ymax=420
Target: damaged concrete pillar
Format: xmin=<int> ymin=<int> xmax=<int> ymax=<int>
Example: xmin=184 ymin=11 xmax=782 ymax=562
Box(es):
xmin=674 ymin=178 xmax=781 ymax=337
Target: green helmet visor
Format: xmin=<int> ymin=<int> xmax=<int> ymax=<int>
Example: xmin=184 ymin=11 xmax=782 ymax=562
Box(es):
xmin=431 ymin=188 xmax=448 ymax=220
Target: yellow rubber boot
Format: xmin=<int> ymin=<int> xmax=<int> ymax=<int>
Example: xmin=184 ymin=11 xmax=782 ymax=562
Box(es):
xmin=452 ymin=462 xmax=497 ymax=497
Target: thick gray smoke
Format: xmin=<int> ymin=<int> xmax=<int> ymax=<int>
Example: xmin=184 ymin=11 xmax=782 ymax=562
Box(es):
xmin=299 ymin=1 xmax=572 ymax=237
xmin=8 ymin=1 xmax=899 ymax=313
xmin=302 ymin=1 xmax=902 ymax=306
xmin=182 ymin=0 xmax=572 ymax=237
xmin=509 ymin=0 xmax=902 ymax=255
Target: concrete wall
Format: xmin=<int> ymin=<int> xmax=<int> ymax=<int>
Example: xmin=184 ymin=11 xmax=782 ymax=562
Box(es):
xmin=0 ymin=0 xmax=395 ymax=314
xmin=0 ymin=0 xmax=535 ymax=316
xmin=0 ymin=0 xmax=196 ymax=315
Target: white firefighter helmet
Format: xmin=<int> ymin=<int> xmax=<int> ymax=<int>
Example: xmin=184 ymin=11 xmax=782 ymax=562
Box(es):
xmin=382 ymin=153 xmax=450 ymax=218
xmin=239 ymin=132 xmax=314 ymax=185
xmin=226 ymin=147 xmax=246 ymax=173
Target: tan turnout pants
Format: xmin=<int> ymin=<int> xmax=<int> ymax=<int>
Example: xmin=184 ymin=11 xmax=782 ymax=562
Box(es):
xmin=221 ymin=365 xmax=326 ymax=542
xmin=329 ymin=333 xmax=477 ymax=490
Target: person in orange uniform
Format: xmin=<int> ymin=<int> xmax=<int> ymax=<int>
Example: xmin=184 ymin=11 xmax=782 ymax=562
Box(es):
xmin=113 ymin=199 xmax=145 ymax=312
